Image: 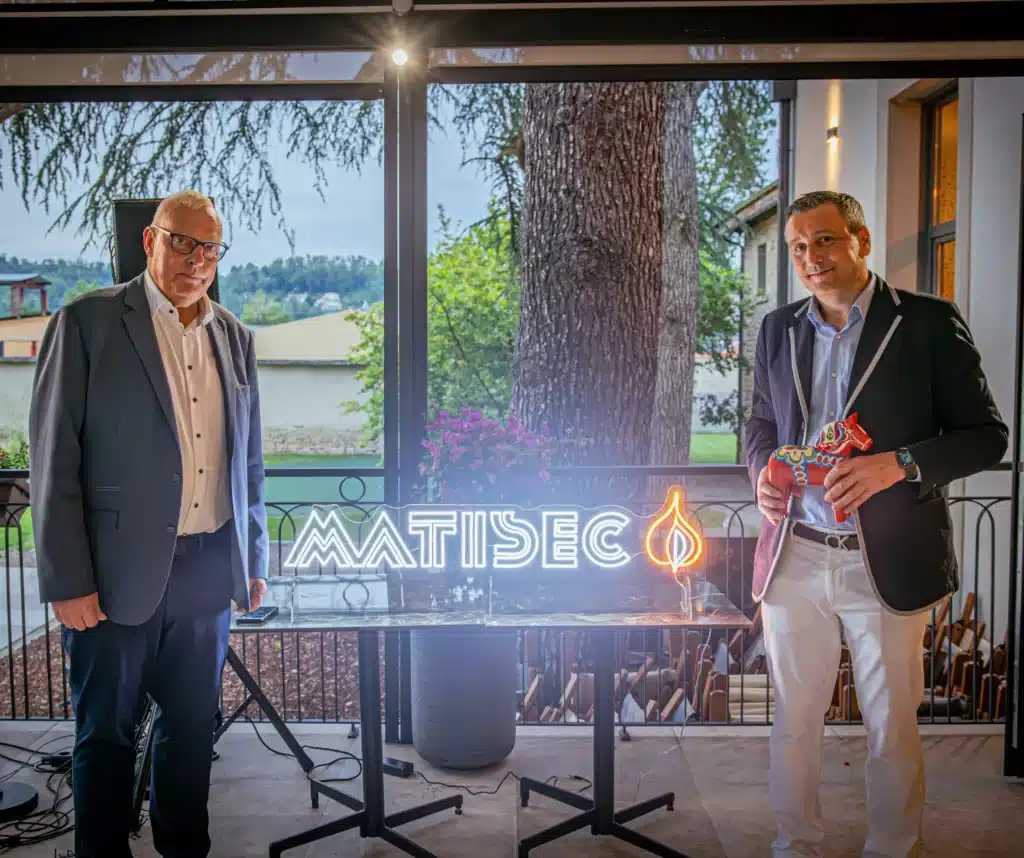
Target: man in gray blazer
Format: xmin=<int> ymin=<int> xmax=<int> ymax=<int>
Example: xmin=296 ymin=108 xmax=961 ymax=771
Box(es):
xmin=29 ymin=190 xmax=269 ymax=858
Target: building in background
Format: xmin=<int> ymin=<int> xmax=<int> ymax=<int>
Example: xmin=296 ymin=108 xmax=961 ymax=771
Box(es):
xmin=251 ymin=311 xmax=373 ymax=455
xmin=726 ymin=180 xmax=780 ymax=455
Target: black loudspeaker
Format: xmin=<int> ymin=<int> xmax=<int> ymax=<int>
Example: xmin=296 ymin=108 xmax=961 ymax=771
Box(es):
xmin=110 ymin=198 xmax=220 ymax=304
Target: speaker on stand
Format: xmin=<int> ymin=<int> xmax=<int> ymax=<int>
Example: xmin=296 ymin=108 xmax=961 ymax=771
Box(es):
xmin=110 ymin=198 xmax=220 ymax=304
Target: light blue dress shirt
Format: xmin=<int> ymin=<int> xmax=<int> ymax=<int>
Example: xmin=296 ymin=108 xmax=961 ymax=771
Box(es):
xmin=793 ymin=278 xmax=876 ymax=532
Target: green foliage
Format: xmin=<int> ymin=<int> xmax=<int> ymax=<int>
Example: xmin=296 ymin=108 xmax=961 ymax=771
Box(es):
xmin=1 ymin=94 xmax=384 ymax=253
xmin=219 ymin=254 xmax=384 ymax=318
xmin=240 ymin=289 xmax=292 ymax=326
xmin=0 ymin=251 xmax=384 ymax=320
xmin=63 ymin=278 xmax=106 ymax=303
xmin=344 ymin=206 xmax=519 ymax=448
xmin=0 ymin=253 xmax=112 ymax=313
xmin=0 ymin=435 xmax=29 ymax=470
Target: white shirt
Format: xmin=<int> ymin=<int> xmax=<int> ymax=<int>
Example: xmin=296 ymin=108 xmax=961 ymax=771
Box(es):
xmin=144 ymin=271 xmax=231 ymax=536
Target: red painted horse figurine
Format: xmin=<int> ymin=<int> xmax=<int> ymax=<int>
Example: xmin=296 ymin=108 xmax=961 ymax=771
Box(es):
xmin=766 ymin=412 xmax=874 ymax=523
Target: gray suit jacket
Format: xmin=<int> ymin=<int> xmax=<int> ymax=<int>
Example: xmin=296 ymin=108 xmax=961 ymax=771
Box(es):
xmin=29 ymin=274 xmax=269 ymax=626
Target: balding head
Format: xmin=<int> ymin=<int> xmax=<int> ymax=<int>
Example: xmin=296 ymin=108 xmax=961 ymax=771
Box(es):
xmin=152 ymin=190 xmax=222 ymax=240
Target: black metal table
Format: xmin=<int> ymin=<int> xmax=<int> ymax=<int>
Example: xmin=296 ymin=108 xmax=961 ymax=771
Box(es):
xmin=518 ymin=628 xmax=680 ymax=858
xmin=223 ymin=569 xmax=749 ymax=858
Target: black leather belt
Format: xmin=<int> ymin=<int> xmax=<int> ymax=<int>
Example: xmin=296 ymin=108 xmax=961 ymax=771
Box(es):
xmin=174 ymin=532 xmax=208 ymax=555
xmin=791 ymin=521 xmax=860 ymax=551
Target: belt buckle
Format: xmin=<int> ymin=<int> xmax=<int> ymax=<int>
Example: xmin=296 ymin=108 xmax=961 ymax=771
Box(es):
xmin=824 ymin=533 xmax=852 ymax=550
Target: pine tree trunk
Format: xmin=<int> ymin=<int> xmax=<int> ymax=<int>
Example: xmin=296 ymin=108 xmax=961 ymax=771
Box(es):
xmin=511 ymin=82 xmax=665 ymax=467
xmin=649 ymin=81 xmax=706 ymax=480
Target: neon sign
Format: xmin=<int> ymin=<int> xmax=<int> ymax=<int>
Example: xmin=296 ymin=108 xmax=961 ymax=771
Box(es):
xmin=643 ymin=486 xmax=704 ymax=612
xmin=283 ymin=486 xmax=703 ymax=584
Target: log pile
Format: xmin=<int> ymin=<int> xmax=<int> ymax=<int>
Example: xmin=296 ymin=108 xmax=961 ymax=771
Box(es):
xmin=516 ymin=590 xmax=1007 ymax=726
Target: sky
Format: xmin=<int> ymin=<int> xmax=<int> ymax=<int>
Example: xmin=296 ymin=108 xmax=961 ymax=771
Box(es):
xmin=0 ymin=102 xmax=495 ymax=269
xmin=0 ymin=92 xmax=778 ymax=271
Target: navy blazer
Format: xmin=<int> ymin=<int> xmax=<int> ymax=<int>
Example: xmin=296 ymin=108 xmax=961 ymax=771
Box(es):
xmin=744 ymin=275 xmax=1007 ymax=614
xmin=29 ymin=274 xmax=269 ymax=625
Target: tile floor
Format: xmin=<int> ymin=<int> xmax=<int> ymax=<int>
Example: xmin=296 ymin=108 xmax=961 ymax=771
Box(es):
xmin=1 ymin=721 xmax=1022 ymax=857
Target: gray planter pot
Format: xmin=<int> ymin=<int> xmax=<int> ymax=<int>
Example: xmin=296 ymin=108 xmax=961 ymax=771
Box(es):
xmin=410 ymin=628 xmax=518 ymax=770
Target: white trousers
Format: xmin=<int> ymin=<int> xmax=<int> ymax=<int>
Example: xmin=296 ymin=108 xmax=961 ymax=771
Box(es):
xmin=761 ymin=530 xmax=931 ymax=858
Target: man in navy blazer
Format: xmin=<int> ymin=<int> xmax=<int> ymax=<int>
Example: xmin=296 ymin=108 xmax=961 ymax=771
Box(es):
xmin=744 ymin=191 xmax=1006 ymax=858
xmin=29 ymin=190 xmax=269 ymax=858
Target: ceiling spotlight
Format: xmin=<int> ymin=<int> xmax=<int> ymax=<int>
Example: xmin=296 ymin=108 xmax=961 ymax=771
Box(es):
xmin=392 ymin=48 xmax=409 ymax=66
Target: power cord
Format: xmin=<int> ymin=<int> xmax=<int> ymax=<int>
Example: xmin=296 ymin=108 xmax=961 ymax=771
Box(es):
xmin=0 ymin=739 xmax=75 ymax=854
xmin=244 ymin=716 xmax=363 ymax=787
xmin=413 ymin=770 xmax=592 ymax=797
xmin=244 ymin=717 xmax=592 ymax=799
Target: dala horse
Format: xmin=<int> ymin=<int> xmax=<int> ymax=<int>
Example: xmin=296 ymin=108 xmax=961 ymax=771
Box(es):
xmin=766 ymin=412 xmax=874 ymax=523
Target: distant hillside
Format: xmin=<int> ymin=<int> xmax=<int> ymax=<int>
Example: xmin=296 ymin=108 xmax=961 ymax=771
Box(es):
xmin=0 ymin=254 xmax=113 ymax=313
xmin=0 ymin=253 xmax=384 ymax=322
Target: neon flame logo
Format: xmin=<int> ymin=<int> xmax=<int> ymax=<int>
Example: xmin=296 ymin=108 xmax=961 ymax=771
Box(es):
xmin=644 ymin=486 xmax=703 ymax=580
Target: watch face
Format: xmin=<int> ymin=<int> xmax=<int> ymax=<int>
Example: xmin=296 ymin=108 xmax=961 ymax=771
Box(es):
xmin=897 ymin=448 xmax=914 ymax=468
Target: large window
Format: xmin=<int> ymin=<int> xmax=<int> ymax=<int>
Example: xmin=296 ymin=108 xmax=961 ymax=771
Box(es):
xmin=921 ymin=86 xmax=958 ymax=301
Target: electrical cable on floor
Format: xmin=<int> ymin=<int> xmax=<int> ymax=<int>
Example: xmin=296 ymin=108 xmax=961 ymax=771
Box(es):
xmin=0 ymin=750 xmax=75 ymax=854
xmin=244 ymin=716 xmax=363 ymax=785
xmin=414 ymin=770 xmax=593 ymax=797
xmin=245 ymin=717 xmax=593 ymax=799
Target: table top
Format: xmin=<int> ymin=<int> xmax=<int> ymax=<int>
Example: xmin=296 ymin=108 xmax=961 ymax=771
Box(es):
xmin=231 ymin=570 xmax=752 ymax=632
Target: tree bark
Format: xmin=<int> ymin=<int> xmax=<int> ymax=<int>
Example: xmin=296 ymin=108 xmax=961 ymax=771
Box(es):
xmin=511 ymin=82 xmax=665 ymax=467
xmin=650 ymin=81 xmax=706 ymax=476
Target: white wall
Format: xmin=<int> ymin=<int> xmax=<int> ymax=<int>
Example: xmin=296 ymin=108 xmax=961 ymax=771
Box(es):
xmin=0 ymin=359 xmax=35 ymax=445
xmin=0 ymin=358 xmax=375 ymax=456
xmin=256 ymin=362 xmax=374 ymax=455
xmin=792 ymin=76 xmax=1022 ymax=644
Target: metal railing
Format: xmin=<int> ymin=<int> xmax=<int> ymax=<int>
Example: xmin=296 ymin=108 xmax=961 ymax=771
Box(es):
xmin=0 ymin=465 xmax=1012 ymax=728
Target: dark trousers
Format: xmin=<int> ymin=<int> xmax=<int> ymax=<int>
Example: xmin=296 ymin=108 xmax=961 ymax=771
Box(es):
xmin=63 ymin=523 xmax=234 ymax=858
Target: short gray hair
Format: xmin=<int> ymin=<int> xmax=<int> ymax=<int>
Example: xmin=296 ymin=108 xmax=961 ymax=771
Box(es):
xmin=785 ymin=190 xmax=866 ymax=233
xmin=152 ymin=190 xmax=222 ymax=236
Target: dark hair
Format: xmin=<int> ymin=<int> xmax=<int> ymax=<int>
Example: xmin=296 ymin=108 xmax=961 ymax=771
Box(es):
xmin=785 ymin=190 xmax=867 ymax=233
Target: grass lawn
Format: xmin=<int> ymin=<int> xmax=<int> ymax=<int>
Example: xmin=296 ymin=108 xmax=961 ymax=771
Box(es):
xmin=0 ymin=510 xmax=33 ymax=552
xmin=689 ymin=433 xmax=739 ymax=464
xmin=2 ymin=436 xmax=739 ymax=550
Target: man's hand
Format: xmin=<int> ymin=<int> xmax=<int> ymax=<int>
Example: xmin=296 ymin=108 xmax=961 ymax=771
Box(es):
xmin=53 ymin=593 xmax=106 ymax=631
xmin=248 ymin=578 xmax=267 ymax=612
xmin=756 ymin=464 xmax=798 ymax=527
xmin=823 ymin=452 xmax=904 ymax=518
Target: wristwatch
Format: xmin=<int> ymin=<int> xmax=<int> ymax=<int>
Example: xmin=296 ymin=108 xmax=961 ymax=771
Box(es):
xmin=896 ymin=447 xmax=919 ymax=481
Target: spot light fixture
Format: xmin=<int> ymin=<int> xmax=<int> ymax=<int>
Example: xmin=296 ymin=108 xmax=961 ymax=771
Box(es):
xmin=392 ymin=48 xmax=409 ymax=66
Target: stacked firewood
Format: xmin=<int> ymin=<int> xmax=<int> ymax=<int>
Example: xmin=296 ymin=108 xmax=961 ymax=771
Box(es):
xmin=919 ymin=592 xmax=1008 ymax=721
xmin=517 ymin=628 xmax=740 ymax=725
xmin=516 ymin=593 xmax=1007 ymax=726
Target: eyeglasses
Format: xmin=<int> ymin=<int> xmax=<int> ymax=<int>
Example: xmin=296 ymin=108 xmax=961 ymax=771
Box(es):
xmin=150 ymin=224 xmax=228 ymax=261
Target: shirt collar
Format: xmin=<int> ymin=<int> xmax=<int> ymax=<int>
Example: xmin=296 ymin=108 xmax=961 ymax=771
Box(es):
xmin=807 ymin=272 xmax=876 ymax=334
xmin=143 ymin=268 xmax=215 ymax=328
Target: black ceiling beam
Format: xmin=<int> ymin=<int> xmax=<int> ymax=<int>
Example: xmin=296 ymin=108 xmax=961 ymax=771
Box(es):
xmin=1 ymin=3 xmax=1021 ymax=54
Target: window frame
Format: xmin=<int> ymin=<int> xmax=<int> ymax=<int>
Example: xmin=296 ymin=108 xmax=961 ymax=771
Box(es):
xmin=918 ymin=83 xmax=959 ymax=297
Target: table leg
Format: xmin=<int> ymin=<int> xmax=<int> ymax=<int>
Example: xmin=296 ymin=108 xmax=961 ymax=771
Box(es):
xmin=267 ymin=630 xmax=463 ymax=857
xmin=223 ymin=647 xmax=316 ymax=774
xmin=518 ymin=628 xmax=688 ymax=858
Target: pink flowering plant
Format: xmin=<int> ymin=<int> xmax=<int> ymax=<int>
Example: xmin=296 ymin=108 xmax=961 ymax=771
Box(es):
xmin=419 ymin=406 xmax=559 ymax=505
xmin=0 ymin=437 xmax=29 ymax=471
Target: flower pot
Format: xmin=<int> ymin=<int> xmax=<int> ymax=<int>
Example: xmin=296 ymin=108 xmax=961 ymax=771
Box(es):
xmin=410 ymin=627 xmax=518 ymax=770
xmin=0 ymin=477 xmax=30 ymax=526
